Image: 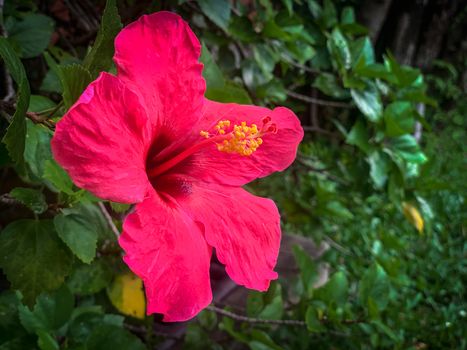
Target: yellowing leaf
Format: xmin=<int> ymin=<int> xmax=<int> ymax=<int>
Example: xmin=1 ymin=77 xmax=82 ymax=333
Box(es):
xmin=402 ymin=202 xmax=424 ymax=233
xmin=107 ymin=273 xmax=145 ymax=319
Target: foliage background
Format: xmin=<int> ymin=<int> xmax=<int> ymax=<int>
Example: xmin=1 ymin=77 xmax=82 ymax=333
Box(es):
xmin=0 ymin=0 xmax=465 ymax=349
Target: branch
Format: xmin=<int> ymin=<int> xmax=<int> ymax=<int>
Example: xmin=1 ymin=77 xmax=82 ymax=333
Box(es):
xmin=207 ymin=305 xmax=306 ymax=326
xmin=98 ymin=202 xmax=120 ymax=238
xmin=286 ymin=90 xmax=352 ymax=108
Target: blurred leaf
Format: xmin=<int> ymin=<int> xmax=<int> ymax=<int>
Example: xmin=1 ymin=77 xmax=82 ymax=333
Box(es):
xmin=346 ymin=119 xmax=371 ymax=153
xmin=328 ymin=28 xmax=351 ymax=70
xmin=359 ymin=263 xmax=390 ymax=313
xmin=201 ymin=43 xmax=225 ymax=89
xmin=82 ymin=0 xmax=122 ymax=78
xmin=368 ymin=151 xmax=391 ymax=188
xmin=228 ymin=15 xmax=256 ymax=42
xmin=58 ymin=64 xmax=92 ymax=109
xmin=24 ymin=120 xmax=53 ymax=182
xmin=5 ymin=14 xmax=54 ymax=58
xmin=205 ymin=80 xmax=252 ymax=104
xmin=0 ymin=220 xmax=72 ymax=306
xmin=313 ymin=72 xmax=348 ymax=99
xmin=313 ymin=271 xmax=348 ymax=306
xmin=384 ymin=102 xmax=416 ymax=137
xmin=54 ymin=207 xmax=99 ymax=264
xmin=86 ymin=324 xmax=145 ymax=350
xmin=351 ymin=82 xmax=383 ymax=122
xmin=350 ymin=36 xmax=374 ymax=68
xmin=402 ymin=202 xmax=424 ymax=233
xmin=389 ymin=135 xmax=428 ymax=164
xmin=198 ymin=0 xmax=231 ymax=30
xmin=19 ymin=286 xmax=73 ymax=332
xmin=0 ymin=37 xmax=30 ymax=166
xmin=292 ymin=245 xmax=317 ymax=297
xmin=249 ymin=329 xmax=282 ymax=350
xmin=67 ymin=260 xmax=112 ymax=295
xmin=28 ymin=95 xmax=56 ymax=113
xmin=321 ymin=0 xmax=337 ymax=28
xmin=305 ymin=306 xmax=325 ymax=332
xmin=107 ymin=273 xmax=145 ymax=319
xmin=9 ymin=187 xmax=47 ymax=214
xmin=36 ymin=330 xmax=59 ymax=350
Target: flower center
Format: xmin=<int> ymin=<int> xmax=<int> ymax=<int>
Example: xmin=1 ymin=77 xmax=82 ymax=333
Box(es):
xmin=147 ymin=117 xmax=277 ymax=178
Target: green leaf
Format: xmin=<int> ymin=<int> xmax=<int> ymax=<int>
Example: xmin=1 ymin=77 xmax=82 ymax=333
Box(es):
xmin=19 ymin=286 xmax=73 ymax=332
xmin=43 ymin=160 xmax=74 ymax=195
xmin=82 ymin=0 xmax=122 ymax=77
xmin=346 ymin=119 xmax=371 ymax=153
xmin=313 ymin=72 xmax=348 ymax=99
xmin=328 ymin=28 xmax=351 ymax=70
xmin=198 ymin=0 xmax=231 ymax=30
xmin=0 ymin=37 xmax=30 ymax=165
xmin=28 ymin=95 xmax=56 ymax=113
xmin=67 ymin=260 xmax=112 ymax=295
xmin=292 ymin=245 xmax=317 ymax=297
xmin=0 ymin=220 xmax=72 ymax=305
xmin=5 ymin=14 xmax=54 ymax=58
xmin=23 ymin=120 xmax=53 ymax=182
xmin=9 ymin=187 xmax=47 ymax=214
xmin=200 ymin=43 xmax=225 ymax=89
xmin=368 ymin=151 xmax=391 ymax=188
xmin=389 ymin=135 xmax=428 ymax=164
xmin=313 ymin=271 xmax=348 ymax=306
xmin=58 ymin=64 xmax=92 ymax=109
xmin=350 ymin=36 xmax=374 ymax=69
xmin=384 ymin=102 xmax=416 ymax=137
xmin=37 ymin=330 xmax=59 ymax=350
xmin=359 ymin=263 xmax=390 ymax=313
xmin=321 ymin=0 xmax=337 ymax=28
xmin=54 ymin=207 xmax=99 ymax=264
xmin=206 ymin=81 xmax=252 ymax=104
xmin=86 ymin=324 xmax=145 ymax=350
xmin=351 ymin=82 xmax=383 ymax=122
xmin=305 ymin=306 xmax=325 ymax=332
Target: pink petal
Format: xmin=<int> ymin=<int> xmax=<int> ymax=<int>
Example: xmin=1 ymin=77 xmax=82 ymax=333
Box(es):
xmin=173 ymin=99 xmax=303 ymax=186
xmin=51 ymin=72 xmax=152 ymax=203
xmin=114 ymin=11 xmax=205 ymax=152
xmin=119 ymin=189 xmax=212 ymax=322
xmin=158 ymin=175 xmax=281 ymax=291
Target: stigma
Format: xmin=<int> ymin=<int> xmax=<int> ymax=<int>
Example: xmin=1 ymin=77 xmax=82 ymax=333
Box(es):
xmin=200 ymin=117 xmax=277 ymax=156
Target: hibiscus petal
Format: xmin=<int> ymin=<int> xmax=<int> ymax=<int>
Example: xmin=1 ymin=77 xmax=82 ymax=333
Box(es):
xmin=51 ymin=72 xmax=152 ymax=203
xmin=119 ymin=189 xmax=212 ymax=322
xmin=175 ymin=99 xmax=303 ymax=186
xmin=159 ymin=175 xmax=280 ymax=291
xmin=114 ymin=11 xmax=205 ymax=151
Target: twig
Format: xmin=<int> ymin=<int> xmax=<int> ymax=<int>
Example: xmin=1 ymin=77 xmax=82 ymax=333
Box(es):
xmin=286 ymin=90 xmax=352 ymax=108
xmin=26 ymin=112 xmax=56 ymax=130
xmin=207 ymin=305 xmax=306 ymax=326
xmin=323 ymin=235 xmax=354 ymax=256
xmin=98 ymin=202 xmax=120 ymax=238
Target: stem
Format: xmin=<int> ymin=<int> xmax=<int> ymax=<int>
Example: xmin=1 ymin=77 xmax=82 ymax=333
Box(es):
xmin=98 ymin=202 xmax=120 ymax=238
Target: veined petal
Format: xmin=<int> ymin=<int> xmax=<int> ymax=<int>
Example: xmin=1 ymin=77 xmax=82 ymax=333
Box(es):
xmin=114 ymin=11 xmax=205 ymax=152
xmin=51 ymin=72 xmax=152 ymax=203
xmin=174 ymin=99 xmax=303 ymax=186
xmin=158 ymin=175 xmax=280 ymax=291
xmin=119 ymin=189 xmax=212 ymax=322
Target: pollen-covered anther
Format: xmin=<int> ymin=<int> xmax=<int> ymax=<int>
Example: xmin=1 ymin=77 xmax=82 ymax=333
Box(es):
xmin=200 ymin=117 xmax=276 ymax=157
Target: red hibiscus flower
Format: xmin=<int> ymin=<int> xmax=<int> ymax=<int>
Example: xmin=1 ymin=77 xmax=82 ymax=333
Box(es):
xmin=51 ymin=12 xmax=303 ymax=321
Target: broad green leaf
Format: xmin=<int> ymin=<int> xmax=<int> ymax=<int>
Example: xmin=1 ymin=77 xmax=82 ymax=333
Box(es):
xmin=228 ymin=15 xmax=256 ymax=42
xmin=206 ymin=81 xmax=252 ymax=104
xmin=354 ymin=63 xmax=396 ymax=83
xmin=321 ymin=0 xmax=337 ymax=28
xmin=313 ymin=72 xmax=348 ymax=99
xmin=0 ymin=220 xmax=72 ymax=305
xmin=0 ymin=37 xmax=30 ymax=165
xmin=384 ymin=102 xmax=416 ymax=137
xmin=19 ymin=286 xmax=73 ymax=332
xmin=328 ymin=28 xmax=351 ymax=70
xmin=249 ymin=329 xmax=282 ymax=350
xmin=389 ymin=135 xmax=428 ymax=164
xmin=37 ymin=330 xmax=59 ymax=350
xmin=359 ymin=263 xmax=390 ymax=313
xmin=292 ymin=245 xmax=317 ymax=296
xmin=24 ymin=120 xmax=53 ymax=182
xmin=313 ymin=271 xmax=348 ymax=306
xmin=350 ymin=36 xmax=374 ymax=69
xmin=58 ymin=64 xmax=92 ymax=109
xmin=368 ymin=151 xmax=391 ymax=188
xmin=82 ymin=0 xmax=122 ymax=77
xmin=198 ymin=0 xmax=231 ymax=30
xmin=200 ymin=43 xmax=225 ymax=89
xmin=9 ymin=187 xmax=47 ymax=214
xmin=28 ymin=95 xmax=56 ymax=113
xmin=43 ymin=160 xmax=74 ymax=195
xmin=54 ymin=207 xmax=99 ymax=264
xmin=0 ymin=291 xmax=25 ymax=343
xmin=258 ymin=284 xmax=283 ymax=320
xmin=346 ymin=119 xmax=371 ymax=153
xmin=305 ymin=306 xmax=325 ymax=332
xmin=351 ymin=83 xmax=383 ymax=122
xmin=86 ymin=324 xmax=145 ymax=350
xmin=341 ymin=6 xmax=355 ymax=24
xmin=5 ymin=14 xmax=54 ymax=58
xmin=67 ymin=260 xmax=112 ymax=295
xmin=107 ymin=273 xmax=145 ymax=319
